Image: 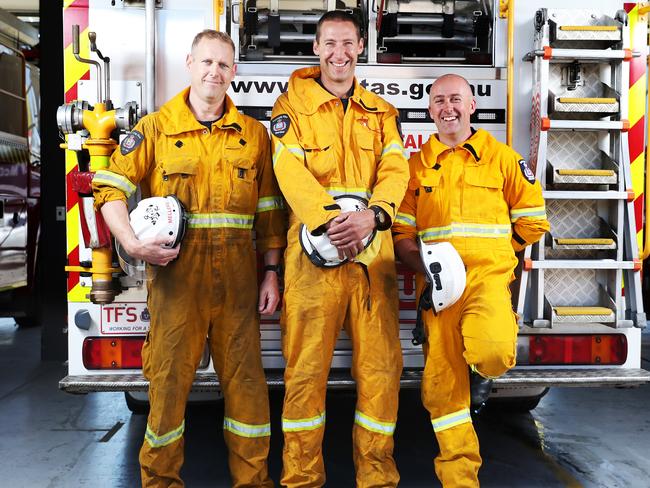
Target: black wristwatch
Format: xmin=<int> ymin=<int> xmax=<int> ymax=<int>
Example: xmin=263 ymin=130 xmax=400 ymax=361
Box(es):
xmin=370 ymin=206 xmax=391 ymax=231
xmin=264 ymin=264 xmax=282 ymax=276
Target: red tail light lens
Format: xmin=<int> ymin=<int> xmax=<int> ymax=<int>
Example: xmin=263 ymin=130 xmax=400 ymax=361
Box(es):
xmin=82 ymin=337 xmax=144 ymax=369
xmin=529 ymin=334 xmax=627 ymax=365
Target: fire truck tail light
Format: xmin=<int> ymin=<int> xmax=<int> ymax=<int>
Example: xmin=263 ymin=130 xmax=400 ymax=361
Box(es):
xmin=528 ymin=335 xmax=627 ymax=365
xmin=82 ymin=337 xmax=144 ymax=369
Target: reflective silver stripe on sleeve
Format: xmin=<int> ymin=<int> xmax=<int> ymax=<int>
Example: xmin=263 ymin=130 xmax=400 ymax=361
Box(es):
xmin=93 ymin=170 xmax=137 ymax=197
xmin=395 ymin=212 xmax=416 ymax=227
xmin=256 ymin=196 xmax=285 ymax=213
xmin=510 ymin=206 xmax=547 ymax=222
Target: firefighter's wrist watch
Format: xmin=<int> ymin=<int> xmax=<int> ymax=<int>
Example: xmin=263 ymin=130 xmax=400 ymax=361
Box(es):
xmin=264 ymin=264 xmax=282 ymax=276
xmin=370 ymin=206 xmax=391 ymax=231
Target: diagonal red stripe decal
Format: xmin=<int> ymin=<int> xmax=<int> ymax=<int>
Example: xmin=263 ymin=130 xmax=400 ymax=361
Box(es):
xmin=63 ymin=5 xmax=89 ymax=48
xmin=633 ymin=195 xmax=644 ymax=233
xmin=67 ymin=246 xmax=80 ymax=292
xmin=628 ymin=120 xmax=644 ymax=161
xmin=629 ymin=60 xmax=646 ymax=86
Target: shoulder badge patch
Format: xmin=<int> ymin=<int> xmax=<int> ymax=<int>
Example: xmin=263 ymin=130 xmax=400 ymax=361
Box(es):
xmin=271 ymin=114 xmax=290 ymax=138
xmin=518 ymin=159 xmax=535 ymax=184
xmin=120 ymin=130 xmax=144 ymax=156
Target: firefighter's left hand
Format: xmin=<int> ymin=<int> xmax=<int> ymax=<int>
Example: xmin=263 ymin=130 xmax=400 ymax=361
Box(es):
xmin=258 ymin=271 xmax=280 ymax=315
xmin=327 ymin=209 xmax=375 ymax=259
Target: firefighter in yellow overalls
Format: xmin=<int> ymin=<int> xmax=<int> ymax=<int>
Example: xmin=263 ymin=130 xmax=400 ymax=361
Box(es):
xmin=393 ymin=74 xmax=549 ymax=487
xmin=93 ymin=31 xmax=286 ymax=488
xmin=270 ymin=11 xmax=409 ymax=488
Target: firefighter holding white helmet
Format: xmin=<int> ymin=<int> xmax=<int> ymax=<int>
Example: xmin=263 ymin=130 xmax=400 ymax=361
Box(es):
xmin=393 ymin=74 xmax=550 ymax=487
xmin=270 ymin=10 xmax=409 ymax=487
xmin=92 ymin=30 xmax=286 ymax=487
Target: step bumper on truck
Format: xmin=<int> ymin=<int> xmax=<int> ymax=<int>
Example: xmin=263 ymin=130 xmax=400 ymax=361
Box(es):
xmin=59 ymin=367 xmax=650 ymax=394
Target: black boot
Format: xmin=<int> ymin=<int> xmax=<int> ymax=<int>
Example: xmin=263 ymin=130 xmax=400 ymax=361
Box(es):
xmin=470 ymin=369 xmax=493 ymax=412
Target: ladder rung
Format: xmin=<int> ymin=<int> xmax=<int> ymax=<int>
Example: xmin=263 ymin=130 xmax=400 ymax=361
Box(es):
xmin=555 ymin=238 xmax=614 ymax=246
xmin=556 ymin=169 xmax=615 ymax=177
xmin=543 ymin=190 xmax=629 ymax=200
xmin=528 ymin=259 xmax=636 ymax=270
xmin=538 ymin=48 xmax=631 ymax=61
xmin=558 ymin=25 xmax=618 ymax=32
xmin=557 ymin=97 xmax=617 ymax=104
xmin=553 ymin=306 xmax=613 ymax=316
xmin=542 ymin=119 xmax=628 ymax=131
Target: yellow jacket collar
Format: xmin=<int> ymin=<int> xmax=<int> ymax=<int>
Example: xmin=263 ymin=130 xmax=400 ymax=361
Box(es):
xmin=287 ymin=66 xmax=390 ymax=115
xmin=158 ymin=88 xmax=244 ymax=136
xmin=420 ymin=128 xmax=489 ymax=168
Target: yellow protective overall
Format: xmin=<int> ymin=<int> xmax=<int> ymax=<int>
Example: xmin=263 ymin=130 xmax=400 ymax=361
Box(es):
xmin=393 ymin=129 xmax=549 ymax=487
xmin=93 ymin=89 xmax=286 ymax=487
xmin=270 ymin=67 xmax=409 ymax=487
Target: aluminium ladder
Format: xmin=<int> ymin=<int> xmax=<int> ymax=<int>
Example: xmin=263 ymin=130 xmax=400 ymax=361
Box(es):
xmin=518 ymin=8 xmax=645 ymax=329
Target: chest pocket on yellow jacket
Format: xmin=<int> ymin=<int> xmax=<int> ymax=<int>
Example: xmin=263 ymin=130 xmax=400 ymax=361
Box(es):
xmin=304 ymin=135 xmax=336 ymax=184
xmin=414 ymin=170 xmax=448 ymax=226
xmin=225 ymin=157 xmax=258 ymax=214
xmin=160 ymin=156 xmax=199 ymax=212
xmin=463 ymin=166 xmax=505 ymax=223
xmin=354 ymin=127 xmax=380 ymax=184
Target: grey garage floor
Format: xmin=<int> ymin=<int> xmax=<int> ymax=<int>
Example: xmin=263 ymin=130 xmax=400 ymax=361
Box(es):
xmin=1 ymin=318 xmax=649 ymax=488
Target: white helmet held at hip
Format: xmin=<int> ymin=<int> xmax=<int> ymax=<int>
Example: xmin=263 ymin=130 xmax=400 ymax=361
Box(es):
xmin=116 ymin=195 xmax=188 ymax=278
xmin=419 ymin=240 xmax=466 ymax=312
xmin=300 ymin=195 xmax=376 ymax=267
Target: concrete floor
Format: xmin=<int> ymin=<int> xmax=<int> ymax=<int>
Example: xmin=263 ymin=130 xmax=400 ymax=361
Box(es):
xmin=1 ymin=319 xmax=649 ymax=488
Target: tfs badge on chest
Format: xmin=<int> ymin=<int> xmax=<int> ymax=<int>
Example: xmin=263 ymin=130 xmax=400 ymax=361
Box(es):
xmin=271 ymin=114 xmax=290 ymax=138
xmin=518 ymin=159 xmax=535 ymax=184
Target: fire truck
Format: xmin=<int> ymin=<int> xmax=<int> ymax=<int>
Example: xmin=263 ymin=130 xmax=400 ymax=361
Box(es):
xmin=58 ymin=0 xmax=650 ymax=412
xmin=0 ymin=10 xmax=41 ymax=327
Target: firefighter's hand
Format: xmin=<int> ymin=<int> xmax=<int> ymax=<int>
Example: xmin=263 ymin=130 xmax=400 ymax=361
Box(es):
xmin=327 ymin=210 xmax=375 ymax=260
xmin=258 ymin=271 xmax=280 ymax=315
xmin=127 ymin=235 xmax=181 ymax=266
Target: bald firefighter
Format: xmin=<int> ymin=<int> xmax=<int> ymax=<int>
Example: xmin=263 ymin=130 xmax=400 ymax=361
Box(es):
xmin=393 ymin=74 xmax=549 ymax=487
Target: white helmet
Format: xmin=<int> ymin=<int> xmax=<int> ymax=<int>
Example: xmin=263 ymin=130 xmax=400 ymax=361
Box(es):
xmin=117 ymin=195 xmax=188 ymax=278
xmin=419 ymin=240 xmax=466 ymax=312
xmin=300 ymin=195 xmax=376 ymax=267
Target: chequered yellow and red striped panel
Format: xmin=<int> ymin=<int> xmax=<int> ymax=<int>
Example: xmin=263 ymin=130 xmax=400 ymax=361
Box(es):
xmin=625 ymin=3 xmax=646 ymax=254
xmin=64 ymin=0 xmax=90 ymax=302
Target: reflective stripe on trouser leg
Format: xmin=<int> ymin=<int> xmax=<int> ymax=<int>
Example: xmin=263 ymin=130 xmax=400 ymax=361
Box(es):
xmin=282 ymin=412 xmax=326 ymax=432
xmin=209 ymin=240 xmax=273 ymax=488
xmin=279 ymin=261 xmax=346 ymax=488
xmin=145 ymin=421 xmax=185 ymax=447
xmin=346 ymin=254 xmax=402 ymax=488
xmin=431 ymin=408 xmax=472 ymax=432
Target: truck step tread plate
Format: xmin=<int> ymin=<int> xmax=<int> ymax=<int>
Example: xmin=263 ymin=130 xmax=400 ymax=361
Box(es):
xmin=59 ymin=367 xmax=650 ymax=393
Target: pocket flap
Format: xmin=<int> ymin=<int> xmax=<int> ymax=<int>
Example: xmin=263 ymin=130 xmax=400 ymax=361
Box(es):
xmin=464 ymin=168 xmax=503 ymax=189
xmin=229 ymin=158 xmax=255 ymax=170
xmin=161 ymin=156 xmax=199 ymax=175
xmin=411 ymin=170 xmax=442 ymax=189
xmin=354 ymin=127 xmax=376 ymax=150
